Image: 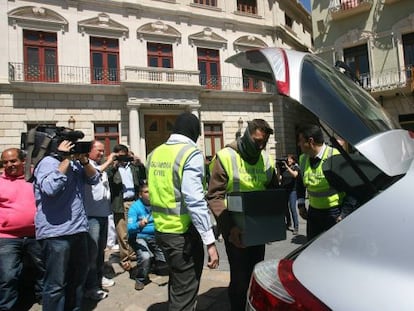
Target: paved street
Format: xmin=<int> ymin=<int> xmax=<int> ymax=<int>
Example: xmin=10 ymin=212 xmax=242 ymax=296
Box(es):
xmin=29 ymin=219 xmax=306 ymax=311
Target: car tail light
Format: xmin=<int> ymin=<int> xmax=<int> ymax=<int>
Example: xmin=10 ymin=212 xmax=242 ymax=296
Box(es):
xmin=247 ymin=259 xmax=331 ymax=311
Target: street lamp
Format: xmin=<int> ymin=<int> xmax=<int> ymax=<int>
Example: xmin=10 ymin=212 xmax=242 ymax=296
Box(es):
xmin=68 ymin=116 xmax=76 ymax=130
xmin=236 ymin=117 xmax=243 ymax=139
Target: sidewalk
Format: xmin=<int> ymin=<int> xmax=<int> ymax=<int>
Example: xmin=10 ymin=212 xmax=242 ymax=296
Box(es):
xmin=29 ymin=221 xmax=306 ymax=311
xmin=29 ymin=248 xmax=231 ymax=311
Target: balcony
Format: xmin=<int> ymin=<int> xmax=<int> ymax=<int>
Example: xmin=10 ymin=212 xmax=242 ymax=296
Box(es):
xmin=8 ymin=62 xmax=124 ymax=86
xmin=124 ymin=66 xmax=200 ymax=88
xmin=358 ymin=66 xmax=414 ymax=94
xmin=8 ymin=62 xmax=274 ymax=94
xmin=329 ymin=0 xmax=373 ymax=20
xmin=237 ymin=4 xmax=257 ymax=15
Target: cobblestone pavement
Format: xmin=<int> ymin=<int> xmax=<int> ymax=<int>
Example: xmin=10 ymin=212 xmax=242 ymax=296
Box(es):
xmin=29 ymin=219 xmax=307 ymax=310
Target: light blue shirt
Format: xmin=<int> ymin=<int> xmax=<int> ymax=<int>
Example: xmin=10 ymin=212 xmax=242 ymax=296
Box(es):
xmin=165 ymin=134 xmax=215 ymax=245
xmin=34 ymin=156 xmax=100 ymax=240
xmin=118 ymin=164 xmax=135 ymax=199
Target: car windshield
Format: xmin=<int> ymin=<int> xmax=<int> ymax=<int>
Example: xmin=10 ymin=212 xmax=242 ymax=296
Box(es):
xmin=301 ymin=55 xmax=399 ymax=146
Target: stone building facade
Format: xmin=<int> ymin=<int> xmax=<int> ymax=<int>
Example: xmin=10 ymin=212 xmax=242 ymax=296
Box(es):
xmin=1 ymin=0 xmax=312 ymax=160
xmin=311 ymin=0 xmax=414 ymax=130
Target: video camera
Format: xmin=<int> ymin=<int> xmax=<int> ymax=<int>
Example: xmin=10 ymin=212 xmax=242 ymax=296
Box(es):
xmin=21 ymin=125 xmax=91 ymax=158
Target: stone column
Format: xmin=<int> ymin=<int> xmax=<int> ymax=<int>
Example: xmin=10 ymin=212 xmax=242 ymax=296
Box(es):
xmin=128 ymin=106 xmax=140 ymax=155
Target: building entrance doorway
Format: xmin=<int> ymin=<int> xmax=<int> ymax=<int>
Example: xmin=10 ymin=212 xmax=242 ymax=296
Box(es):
xmin=144 ymin=115 xmax=176 ymax=155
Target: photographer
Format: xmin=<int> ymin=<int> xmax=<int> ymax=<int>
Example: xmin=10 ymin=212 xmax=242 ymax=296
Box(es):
xmin=278 ymin=154 xmax=300 ymax=235
xmin=33 ymin=138 xmax=99 ymax=311
xmin=106 ymin=144 xmax=146 ymax=272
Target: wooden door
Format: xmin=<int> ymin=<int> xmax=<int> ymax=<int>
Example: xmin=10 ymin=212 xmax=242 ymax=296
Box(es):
xmin=144 ymin=115 xmax=176 ymax=155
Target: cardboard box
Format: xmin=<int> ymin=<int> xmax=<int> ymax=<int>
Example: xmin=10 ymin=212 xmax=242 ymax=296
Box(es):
xmin=227 ymin=190 xmax=287 ymax=246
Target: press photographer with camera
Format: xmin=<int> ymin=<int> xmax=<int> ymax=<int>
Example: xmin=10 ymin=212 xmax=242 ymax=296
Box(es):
xmin=277 ymin=154 xmax=300 ymax=235
xmin=33 ymin=136 xmax=100 ymax=311
xmin=106 ymin=144 xmax=146 ymax=272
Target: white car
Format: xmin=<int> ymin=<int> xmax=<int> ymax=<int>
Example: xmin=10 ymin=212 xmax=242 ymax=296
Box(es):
xmin=227 ymin=48 xmax=414 ymax=311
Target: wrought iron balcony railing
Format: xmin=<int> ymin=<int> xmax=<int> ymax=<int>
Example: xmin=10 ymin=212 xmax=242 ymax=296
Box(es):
xmin=9 ymin=62 xmax=274 ymax=93
xmin=358 ymin=66 xmax=414 ymax=92
xmin=8 ymin=62 xmax=125 ymax=85
xmin=329 ymin=0 xmax=373 ymax=19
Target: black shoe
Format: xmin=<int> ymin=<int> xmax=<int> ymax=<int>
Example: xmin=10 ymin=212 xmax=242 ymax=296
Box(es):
xmin=135 ymin=281 xmax=145 ymax=291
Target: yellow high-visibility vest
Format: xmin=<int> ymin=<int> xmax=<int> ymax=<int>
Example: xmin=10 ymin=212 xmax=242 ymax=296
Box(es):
xmin=147 ymin=143 xmax=198 ymax=233
xmin=214 ymin=147 xmax=274 ymax=193
xmin=299 ymin=146 xmax=344 ymax=209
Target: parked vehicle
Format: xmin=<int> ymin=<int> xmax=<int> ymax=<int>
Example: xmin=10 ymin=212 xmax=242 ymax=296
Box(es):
xmin=226 ymin=48 xmax=414 ymax=311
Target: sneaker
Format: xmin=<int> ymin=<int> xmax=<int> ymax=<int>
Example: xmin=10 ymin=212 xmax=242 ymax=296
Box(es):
xmin=111 ymin=244 xmax=119 ymax=251
xmin=102 ymin=276 xmax=115 ymax=288
xmin=84 ymin=289 xmax=108 ymax=301
xmin=134 ymin=281 xmax=145 ymax=291
xmin=293 ymin=229 xmax=299 ymax=235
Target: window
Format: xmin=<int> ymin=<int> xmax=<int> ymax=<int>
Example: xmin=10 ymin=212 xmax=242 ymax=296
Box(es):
xmin=193 ymin=0 xmax=217 ymax=6
xmin=147 ymin=42 xmax=173 ymax=68
xmin=94 ymin=124 xmax=119 ymax=155
xmin=344 ymin=44 xmax=370 ymax=88
xmin=147 ymin=42 xmax=173 ymax=81
xmin=237 ymin=0 xmax=257 ymax=15
xmin=23 ymin=30 xmax=58 ymax=82
xmin=90 ymin=37 xmax=120 ymax=84
xmin=402 ymin=32 xmax=414 ymax=78
xmin=204 ymin=124 xmax=223 ymax=158
xmin=399 ymin=114 xmax=414 ymax=132
xmin=285 ymin=13 xmax=293 ymax=28
xmin=198 ymin=48 xmax=221 ymax=90
xmin=242 ymin=70 xmax=262 ymax=92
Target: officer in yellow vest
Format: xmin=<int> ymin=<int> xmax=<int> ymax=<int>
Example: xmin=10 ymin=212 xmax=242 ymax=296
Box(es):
xmin=147 ymin=112 xmax=219 ymax=311
xmin=296 ymin=124 xmax=344 ymax=241
xmin=207 ymin=119 xmax=278 ymax=311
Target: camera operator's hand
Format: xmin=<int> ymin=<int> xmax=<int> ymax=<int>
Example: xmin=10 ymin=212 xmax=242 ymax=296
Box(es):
xmin=77 ymin=153 xmax=90 ymax=166
xmin=57 ymin=140 xmax=75 ymax=160
xmin=57 ymin=140 xmax=74 ymax=174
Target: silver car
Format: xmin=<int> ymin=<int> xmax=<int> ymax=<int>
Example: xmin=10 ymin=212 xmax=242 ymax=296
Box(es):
xmin=227 ymin=48 xmax=414 ymax=311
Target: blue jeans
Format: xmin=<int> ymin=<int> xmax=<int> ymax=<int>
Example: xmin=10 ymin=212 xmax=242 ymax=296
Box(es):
xmin=0 ymin=237 xmax=44 ymax=311
xmin=129 ymin=237 xmax=166 ymax=284
xmin=85 ymin=217 xmax=108 ymax=290
xmin=288 ymin=190 xmax=299 ymax=230
xmin=40 ymin=232 xmax=88 ymax=311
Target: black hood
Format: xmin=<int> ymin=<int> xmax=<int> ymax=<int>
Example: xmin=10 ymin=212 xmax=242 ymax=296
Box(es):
xmin=173 ymin=112 xmax=201 ymax=143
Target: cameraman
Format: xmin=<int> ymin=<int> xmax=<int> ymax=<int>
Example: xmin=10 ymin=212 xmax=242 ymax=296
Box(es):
xmin=33 ymin=139 xmax=99 ymax=311
xmin=106 ymin=144 xmax=146 ymax=272
xmin=278 ymin=154 xmax=300 ymax=235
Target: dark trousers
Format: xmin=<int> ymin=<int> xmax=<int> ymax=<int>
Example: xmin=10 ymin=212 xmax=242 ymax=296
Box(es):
xmin=307 ymin=206 xmax=341 ymax=241
xmin=224 ymin=239 xmax=265 ymax=311
xmin=0 ymin=237 xmax=44 ymax=311
xmin=155 ymin=226 xmax=204 ymax=311
xmin=40 ymin=232 xmax=88 ymax=311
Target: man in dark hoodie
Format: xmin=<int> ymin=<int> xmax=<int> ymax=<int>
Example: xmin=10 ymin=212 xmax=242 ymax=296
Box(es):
xmin=147 ymin=112 xmax=219 ymax=311
xmin=207 ymin=118 xmax=278 ymax=311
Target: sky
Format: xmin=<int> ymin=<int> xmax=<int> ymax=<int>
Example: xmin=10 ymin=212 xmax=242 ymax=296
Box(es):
xmin=300 ymin=0 xmax=311 ymax=12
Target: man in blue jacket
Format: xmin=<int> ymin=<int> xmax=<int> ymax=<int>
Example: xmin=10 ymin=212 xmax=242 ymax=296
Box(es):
xmin=127 ymin=181 xmax=167 ymax=290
